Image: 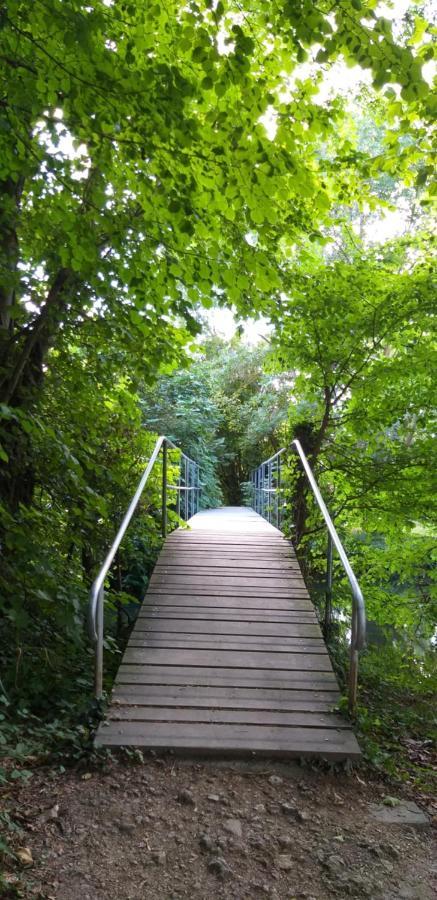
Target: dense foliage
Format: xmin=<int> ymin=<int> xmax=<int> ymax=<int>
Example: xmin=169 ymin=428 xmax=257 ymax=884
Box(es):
xmin=142 ymin=337 xmax=292 ymax=504
xmin=0 ymin=0 xmax=435 ymax=792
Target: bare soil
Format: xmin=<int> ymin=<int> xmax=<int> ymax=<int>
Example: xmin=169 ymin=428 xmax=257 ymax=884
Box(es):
xmin=2 ymin=755 xmax=436 ymax=900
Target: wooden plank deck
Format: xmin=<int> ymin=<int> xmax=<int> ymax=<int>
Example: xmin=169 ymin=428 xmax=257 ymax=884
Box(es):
xmin=96 ymin=507 xmax=361 ymax=760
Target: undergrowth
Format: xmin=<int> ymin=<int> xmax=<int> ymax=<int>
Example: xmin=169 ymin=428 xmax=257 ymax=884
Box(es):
xmin=329 ymin=636 xmax=437 ymax=793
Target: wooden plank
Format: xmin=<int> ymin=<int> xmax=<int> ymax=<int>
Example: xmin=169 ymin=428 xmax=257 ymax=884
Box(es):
xmin=129 ymin=630 xmax=324 ymax=647
xmin=139 ymin=613 xmax=317 ymax=623
xmin=165 ymin=531 xmax=294 ymax=553
xmin=128 ymin=635 xmax=326 ymax=655
xmin=133 ymin=619 xmax=322 ymax=637
xmin=122 ymin=648 xmax=333 ymax=671
xmin=139 ymin=608 xmax=313 ymax=620
xmin=108 ymin=707 xmax=349 ymax=729
xmin=140 ymin=596 xmax=312 ymax=610
xmin=143 ymin=589 xmax=310 ymax=600
xmin=144 ymin=589 xmax=310 ymax=601
xmin=148 ymin=585 xmax=309 ymax=597
xmin=128 ymin=631 xmax=326 ymax=653
xmin=159 ymin=548 xmax=297 ymax=556
xmin=150 ymin=573 xmax=307 ymax=588
xmin=115 ymin=665 xmax=338 ymax=688
xmin=156 ymin=559 xmax=301 ymax=570
xmin=111 ymin=685 xmax=340 ymax=708
xmin=138 ymin=612 xmax=319 ymax=625
xmin=154 ymin=566 xmax=303 ymax=577
xmin=160 ymin=548 xmax=296 ymax=556
xmin=95 ymin=721 xmax=361 ymax=760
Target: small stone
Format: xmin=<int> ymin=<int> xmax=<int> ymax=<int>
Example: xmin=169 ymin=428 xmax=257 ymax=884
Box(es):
xmin=278 ymin=836 xmax=293 ymax=849
xmin=383 ymin=843 xmax=401 ymax=859
xmin=281 ymin=803 xmax=298 ymax=817
xmin=269 ymin=775 xmax=283 ymax=786
xmin=381 ymin=860 xmax=394 ymax=874
xmin=207 ymin=794 xmax=220 ymax=802
xmin=296 ymin=810 xmax=310 ymax=823
xmin=281 ymin=802 xmax=309 ymax=822
xmin=397 ymin=882 xmax=435 ymax=899
xmin=208 ymin=857 xmax=232 ymax=880
xmin=199 ymin=833 xmax=215 ymax=852
xmin=298 ymin=782 xmax=312 ymax=794
xmin=223 ymin=818 xmax=243 ymax=838
xmin=16 ymin=847 xmax=33 ymax=867
xmin=177 ymin=789 xmax=195 ymax=806
xmin=250 ymin=837 xmax=267 ymax=850
xmin=152 ymin=850 xmax=166 ymax=866
xmin=324 ymin=854 xmax=345 ymax=872
xmin=116 ymin=820 xmax=136 ymax=835
xmin=254 ymin=803 xmax=266 ymax=813
xmin=277 ymin=854 xmax=293 ymax=871
xmin=369 ymin=801 xmax=429 ymax=828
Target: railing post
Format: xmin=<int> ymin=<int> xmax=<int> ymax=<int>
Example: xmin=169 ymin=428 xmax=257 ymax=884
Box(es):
xmin=161 ymin=439 xmax=167 ymax=538
xmin=324 ymin=531 xmax=333 ymax=634
xmin=187 ymin=458 xmax=189 ymax=518
xmin=277 ymin=455 xmax=281 ymax=529
xmin=95 ymin=586 xmax=104 ymax=699
xmin=176 ymin=465 xmax=181 ymax=518
xmin=267 ymin=463 xmax=272 ymax=523
xmin=349 ymin=605 xmax=359 ymax=713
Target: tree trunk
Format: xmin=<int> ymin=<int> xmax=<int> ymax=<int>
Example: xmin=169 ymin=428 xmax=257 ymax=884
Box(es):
xmin=292 ymin=387 xmax=332 ymax=549
xmin=0 ymin=268 xmax=73 ymax=510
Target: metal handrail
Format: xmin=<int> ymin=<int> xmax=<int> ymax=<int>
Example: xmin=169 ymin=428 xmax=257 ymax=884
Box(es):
xmin=88 ymin=434 xmax=201 ymax=698
xmin=250 ymin=439 xmax=366 ymax=712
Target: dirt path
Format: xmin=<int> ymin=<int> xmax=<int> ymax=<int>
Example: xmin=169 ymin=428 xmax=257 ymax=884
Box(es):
xmin=2 ymin=756 xmax=436 ymax=899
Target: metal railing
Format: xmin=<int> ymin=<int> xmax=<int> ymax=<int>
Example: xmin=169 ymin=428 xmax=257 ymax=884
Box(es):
xmin=250 ymin=439 xmax=366 ymax=712
xmin=251 ymin=447 xmax=285 ymax=529
xmin=88 ymin=435 xmax=201 ymax=698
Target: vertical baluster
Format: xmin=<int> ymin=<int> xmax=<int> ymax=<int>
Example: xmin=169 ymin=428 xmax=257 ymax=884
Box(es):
xmin=95 ymin=586 xmax=104 ymax=700
xmin=188 ymin=460 xmax=192 ymax=519
xmin=264 ymin=463 xmax=268 ymax=519
xmin=267 ymin=462 xmax=272 ymax=522
xmin=277 ymin=454 xmax=281 ymax=530
xmin=161 ymin=439 xmax=168 ymax=538
xmin=176 ymin=454 xmax=181 ymax=519
xmin=324 ymin=532 xmax=333 ymax=633
xmin=349 ymin=606 xmax=359 ymax=714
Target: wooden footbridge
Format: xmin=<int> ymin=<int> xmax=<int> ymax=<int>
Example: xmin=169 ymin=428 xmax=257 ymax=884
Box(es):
xmin=89 ymin=438 xmax=365 ymax=760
